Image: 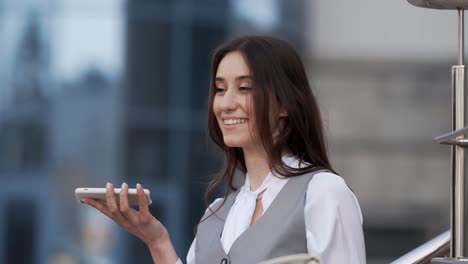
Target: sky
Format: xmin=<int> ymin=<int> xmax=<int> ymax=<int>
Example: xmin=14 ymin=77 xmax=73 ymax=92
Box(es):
xmin=50 ymin=0 xmax=124 ymax=82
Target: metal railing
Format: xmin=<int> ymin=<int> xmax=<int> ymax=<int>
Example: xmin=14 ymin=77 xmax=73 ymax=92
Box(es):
xmin=391 ymin=231 xmax=450 ymax=264
xmin=395 ymin=1 xmax=468 ymax=263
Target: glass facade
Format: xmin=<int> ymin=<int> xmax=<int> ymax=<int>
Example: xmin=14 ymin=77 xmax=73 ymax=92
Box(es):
xmin=2 ymin=0 xmax=446 ymax=263
xmin=0 ymin=0 xmax=305 ymax=263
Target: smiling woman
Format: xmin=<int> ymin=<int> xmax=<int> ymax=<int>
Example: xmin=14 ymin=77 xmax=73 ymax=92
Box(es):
xmin=213 ymin=51 xmax=256 ymax=149
xmin=82 ymin=35 xmax=366 ymax=264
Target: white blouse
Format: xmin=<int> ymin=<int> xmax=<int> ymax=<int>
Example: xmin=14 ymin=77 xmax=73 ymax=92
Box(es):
xmin=177 ymin=155 xmax=366 ymax=264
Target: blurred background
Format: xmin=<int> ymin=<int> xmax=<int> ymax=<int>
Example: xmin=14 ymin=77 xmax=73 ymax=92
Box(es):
xmin=0 ymin=0 xmax=461 ymax=263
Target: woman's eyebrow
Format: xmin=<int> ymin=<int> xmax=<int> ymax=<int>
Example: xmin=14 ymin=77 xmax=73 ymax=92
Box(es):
xmin=236 ymin=75 xmax=253 ymax=81
xmin=215 ymin=75 xmax=253 ymax=81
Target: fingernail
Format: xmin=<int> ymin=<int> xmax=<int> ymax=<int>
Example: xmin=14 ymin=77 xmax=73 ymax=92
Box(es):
xmin=80 ymin=199 xmax=86 ymax=204
xmin=106 ymin=182 xmax=111 ymax=188
xmin=137 ymin=183 xmax=142 ymax=188
xmin=122 ymin=182 xmax=127 ymax=188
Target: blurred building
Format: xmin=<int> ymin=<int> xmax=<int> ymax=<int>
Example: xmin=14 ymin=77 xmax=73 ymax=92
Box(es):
xmin=0 ymin=3 xmax=54 ymax=263
xmin=0 ymin=0 xmax=307 ymax=264
xmin=307 ymin=1 xmax=456 ymax=263
xmin=123 ymin=0 xmax=305 ymax=262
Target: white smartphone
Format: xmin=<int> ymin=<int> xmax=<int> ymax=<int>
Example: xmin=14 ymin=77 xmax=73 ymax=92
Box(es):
xmin=75 ymin=187 xmax=152 ymax=206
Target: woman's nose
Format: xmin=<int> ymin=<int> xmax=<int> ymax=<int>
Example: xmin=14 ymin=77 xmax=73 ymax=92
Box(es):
xmin=219 ymin=89 xmax=238 ymax=111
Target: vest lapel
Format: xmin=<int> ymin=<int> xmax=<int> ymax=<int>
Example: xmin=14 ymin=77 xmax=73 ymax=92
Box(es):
xmin=226 ymin=175 xmax=296 ymax=254
xmin=227 ymin=170 xmax=327 ymax=255
xmin=214 ymin=189 xmax=241 ymax=254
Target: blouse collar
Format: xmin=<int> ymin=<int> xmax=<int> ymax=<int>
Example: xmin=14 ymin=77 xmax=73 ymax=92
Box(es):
xmin=237 ymin=153 xmax=299 ymax=210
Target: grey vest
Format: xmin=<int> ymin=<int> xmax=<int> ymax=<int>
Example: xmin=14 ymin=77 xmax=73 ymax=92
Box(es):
xmin=195 ymin=170 xmax=324 ymax=264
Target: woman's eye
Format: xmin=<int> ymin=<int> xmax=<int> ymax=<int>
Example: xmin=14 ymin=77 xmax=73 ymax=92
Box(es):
xmin=239 ymin=86 xmax=252 ymax=91
xmin=215 ymin=87 xmax=225 ymax=93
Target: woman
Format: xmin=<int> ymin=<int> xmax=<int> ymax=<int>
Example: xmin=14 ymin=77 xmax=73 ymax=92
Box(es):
xmin=82 ymin=35 xmax=366 ymax=264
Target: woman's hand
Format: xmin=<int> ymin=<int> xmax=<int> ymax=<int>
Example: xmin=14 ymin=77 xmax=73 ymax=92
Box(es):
xmin=82 ymin=182 xmax=178 ymax=264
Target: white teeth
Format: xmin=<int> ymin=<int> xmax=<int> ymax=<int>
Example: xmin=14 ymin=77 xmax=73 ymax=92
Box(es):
xmin=223 ymin=118 xmax=247 ymax=125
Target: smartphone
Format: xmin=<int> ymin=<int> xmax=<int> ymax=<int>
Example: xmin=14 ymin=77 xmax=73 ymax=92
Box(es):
xmin=75 ymin=187 xmax=152 ymax=206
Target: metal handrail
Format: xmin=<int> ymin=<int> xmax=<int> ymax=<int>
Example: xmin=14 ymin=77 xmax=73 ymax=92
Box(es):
xmin=391 ymin=231 xmax=450 ymax=264
xmin=405 ymin=1 xmax=468 ymax=262
xmin=434 ymin=126 xmax=468 ymax=145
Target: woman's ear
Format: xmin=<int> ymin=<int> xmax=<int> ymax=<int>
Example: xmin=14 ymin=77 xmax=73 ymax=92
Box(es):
xmin=279 ymin=107 xmax=288 ymax=118
xmin=273 ymin=99 xmax=287 ymax=118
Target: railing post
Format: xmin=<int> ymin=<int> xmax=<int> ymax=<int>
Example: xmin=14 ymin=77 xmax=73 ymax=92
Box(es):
xmin=405 ymin=1 xmax=468 ymax=263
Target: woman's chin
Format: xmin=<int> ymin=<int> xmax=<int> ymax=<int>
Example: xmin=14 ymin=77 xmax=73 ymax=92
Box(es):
xmin=224 ymin=141 xmax=243 ymax=148
xmin=223 ymin=138 xmax=248 ymax=148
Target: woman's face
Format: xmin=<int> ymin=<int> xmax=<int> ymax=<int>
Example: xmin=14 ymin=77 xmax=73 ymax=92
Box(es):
xmin=213 ymin=51 xmax=259 ymax=149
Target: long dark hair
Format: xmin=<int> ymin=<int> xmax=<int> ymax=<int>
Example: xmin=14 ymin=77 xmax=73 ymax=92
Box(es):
xmin=205 ymin=35 xmax=335 ymax=211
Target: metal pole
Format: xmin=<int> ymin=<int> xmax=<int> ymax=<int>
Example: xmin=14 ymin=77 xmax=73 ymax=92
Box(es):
xmin=450 ymin=8 xmax=467 ymax=258
xmin=459 ymin=9 xmax=465 ymax=66
xmin=405 ymin=2 xmax=468 ymax=262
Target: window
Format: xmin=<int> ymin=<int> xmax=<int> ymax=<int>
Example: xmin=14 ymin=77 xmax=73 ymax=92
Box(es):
xmin=0 ymin=123 xmax=46 ymax=170
xmin=126 ymin=128 xmax=169 ymax=181
xmin=6 ymin=200 xmax=37 ymax=264
xmin=127 ymin=20 xmax=171 ymax=108
xmin=191 ymin=25 xmax=225 ymax=109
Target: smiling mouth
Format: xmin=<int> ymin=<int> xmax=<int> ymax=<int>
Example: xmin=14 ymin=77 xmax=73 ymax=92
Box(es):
xmin=223 ymin=118 xmax=248 ymax=125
